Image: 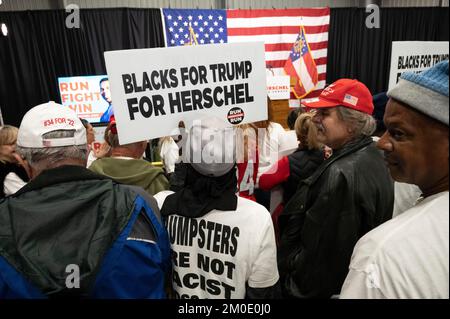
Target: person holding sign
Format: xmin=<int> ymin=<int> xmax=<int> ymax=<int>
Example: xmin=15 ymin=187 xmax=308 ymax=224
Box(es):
xmin=0 ymin=102 xmax=171 ymax=298
xmin=154 ymin=116 xmax=280 ymax=299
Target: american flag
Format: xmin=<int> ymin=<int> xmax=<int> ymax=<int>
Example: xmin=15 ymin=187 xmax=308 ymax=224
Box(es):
xmin=226 ymin=8 xmax=329 ymax=100
xmin=283 ymin=25 xmax=318 ymax=98
xmin=162 ymin=8 xmax=329 ymax=99
xmin=162 ymin=9 xmax=228 ymax=46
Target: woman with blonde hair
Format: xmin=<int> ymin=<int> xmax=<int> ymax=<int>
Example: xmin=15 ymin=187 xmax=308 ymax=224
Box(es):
xmin=258 ymin=112 xmax=327 ymax=243
xmin=0 ymin=125 xmax=29 ymax=197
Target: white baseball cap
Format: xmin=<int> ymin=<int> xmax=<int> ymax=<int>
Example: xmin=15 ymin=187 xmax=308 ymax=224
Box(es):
xmin=17 ymin=101 xmax=87 ymax=148
xmin=183 ymin=116 xmax=236 ymax=177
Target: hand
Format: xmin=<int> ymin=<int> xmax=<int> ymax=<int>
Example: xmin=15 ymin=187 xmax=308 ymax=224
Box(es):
xmin=175 ymin=121 xmax=187 ymax=157
xmin=94 ymin=142 xmax=111 ymax=158
xmin=13 ymin=153 xmax=32 ymax=179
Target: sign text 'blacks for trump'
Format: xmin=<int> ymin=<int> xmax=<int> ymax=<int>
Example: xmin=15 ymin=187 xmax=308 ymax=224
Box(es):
xmin=122 ymin=61 xmax=254 ymax=120
xmin=388 ymin=41 xmax=449 ymax=91
xmin=104 ymin=43 xmax=267 ymax=144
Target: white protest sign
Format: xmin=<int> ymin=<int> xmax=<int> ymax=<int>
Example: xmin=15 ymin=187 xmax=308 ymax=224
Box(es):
xmin=104 ymin=42 xmax=267 ymax=144
xmin=388 ymin=41 xmax=448 ymax=91
xmin=266 ymin=76 xmax=290 ymax=100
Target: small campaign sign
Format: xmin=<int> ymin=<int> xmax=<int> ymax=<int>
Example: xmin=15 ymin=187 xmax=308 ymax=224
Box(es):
xmin=266 ymin=76 xmax=290 ymax=100
xmin=58 ymin=75 xmax=111 ymax=123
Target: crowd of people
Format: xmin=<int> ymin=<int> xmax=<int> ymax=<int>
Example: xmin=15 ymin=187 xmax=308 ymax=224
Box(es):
xmin=0 ymin=60 xmax=448 ymax=299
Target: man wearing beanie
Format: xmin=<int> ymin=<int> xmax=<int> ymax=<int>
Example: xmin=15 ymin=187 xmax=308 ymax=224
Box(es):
xmin=341 ymin=60 xmax=449 ymax=299
xmin=278 ymin=79 xmax=394 ymax=298
xmin=154 ymin=116 xmax=280 ymax=299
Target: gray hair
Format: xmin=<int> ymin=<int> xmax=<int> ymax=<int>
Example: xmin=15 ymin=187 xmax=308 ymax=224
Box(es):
xmin=335 ymin=106 xmax=376 ymax=137
xmin=16 ymin=130 xmax=88 ymax=171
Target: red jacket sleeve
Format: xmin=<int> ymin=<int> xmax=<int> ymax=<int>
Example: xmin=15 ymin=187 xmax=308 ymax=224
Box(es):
xmin=259 ymin=156 xmax=290 ymax=191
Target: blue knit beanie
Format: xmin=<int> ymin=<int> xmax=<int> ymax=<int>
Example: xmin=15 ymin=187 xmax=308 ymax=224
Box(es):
xmin=388 ymin=60 xmax=449 ymax=125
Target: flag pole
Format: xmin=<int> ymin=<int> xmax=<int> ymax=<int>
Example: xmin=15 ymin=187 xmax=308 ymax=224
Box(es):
xmin=188 ymin=23 xmax=198 ymax=45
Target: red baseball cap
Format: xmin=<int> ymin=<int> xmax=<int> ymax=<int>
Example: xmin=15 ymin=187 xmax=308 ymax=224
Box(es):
xmin=302 ymin=79 xmax=374 ymax=115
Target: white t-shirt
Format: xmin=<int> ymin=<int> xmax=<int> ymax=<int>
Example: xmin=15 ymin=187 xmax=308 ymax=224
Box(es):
xmin=392 ymin=182 xmax=422 ymax=218
xmin=159 ymin=137 xmax=179 ymax=174
xmin=257 ymin=122 xmax=286 ymax=182
xmin=278 ymin=130 xmax=298 ymax=157
xmin=86 ymin=150 xmax=97 ymax=168
xmin=268 ymin=129 xmax=298 ymax=213
xmin=154 ymin=191 xmax=279 ymax=299
xmin=3 ymin=172 xmax=27 ymax=195
xmin=340 ymin=191 xmax=449 ymax=299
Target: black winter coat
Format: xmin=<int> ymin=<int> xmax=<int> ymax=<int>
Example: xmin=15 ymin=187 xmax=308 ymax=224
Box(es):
xmin=278 ymin=136 xmax=394 ymax=298
xmin=283 ymin=148 xmax=324 ymax=204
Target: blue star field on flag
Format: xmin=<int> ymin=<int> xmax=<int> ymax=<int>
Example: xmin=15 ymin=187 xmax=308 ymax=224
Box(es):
xmin=289 ymin=28 xmax=309 ymax=62
xmin=163 ymin=9 xmax=228 ymax=46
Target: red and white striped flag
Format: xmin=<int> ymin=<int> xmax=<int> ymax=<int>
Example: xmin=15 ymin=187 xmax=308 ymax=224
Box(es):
xmin=284 ymin=25 xmax=318 ymax=98
xmin=226 ymin=8 xmax=329 ymax=101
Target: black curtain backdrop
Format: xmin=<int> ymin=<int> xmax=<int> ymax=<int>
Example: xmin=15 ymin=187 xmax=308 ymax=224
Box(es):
xmin=327 ymin=7 xmax=449 ymax=95
xmin=0 ymin=8 xmax=165 ymax=126
xmin=0 ymin=7 xmax=448 ymax=126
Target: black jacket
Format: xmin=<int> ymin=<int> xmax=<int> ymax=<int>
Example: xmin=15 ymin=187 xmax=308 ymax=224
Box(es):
xmin=283 ymin=148 xmax=324 ymax=204
xmin=278 ymin=136 xmax=394 ymax=298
